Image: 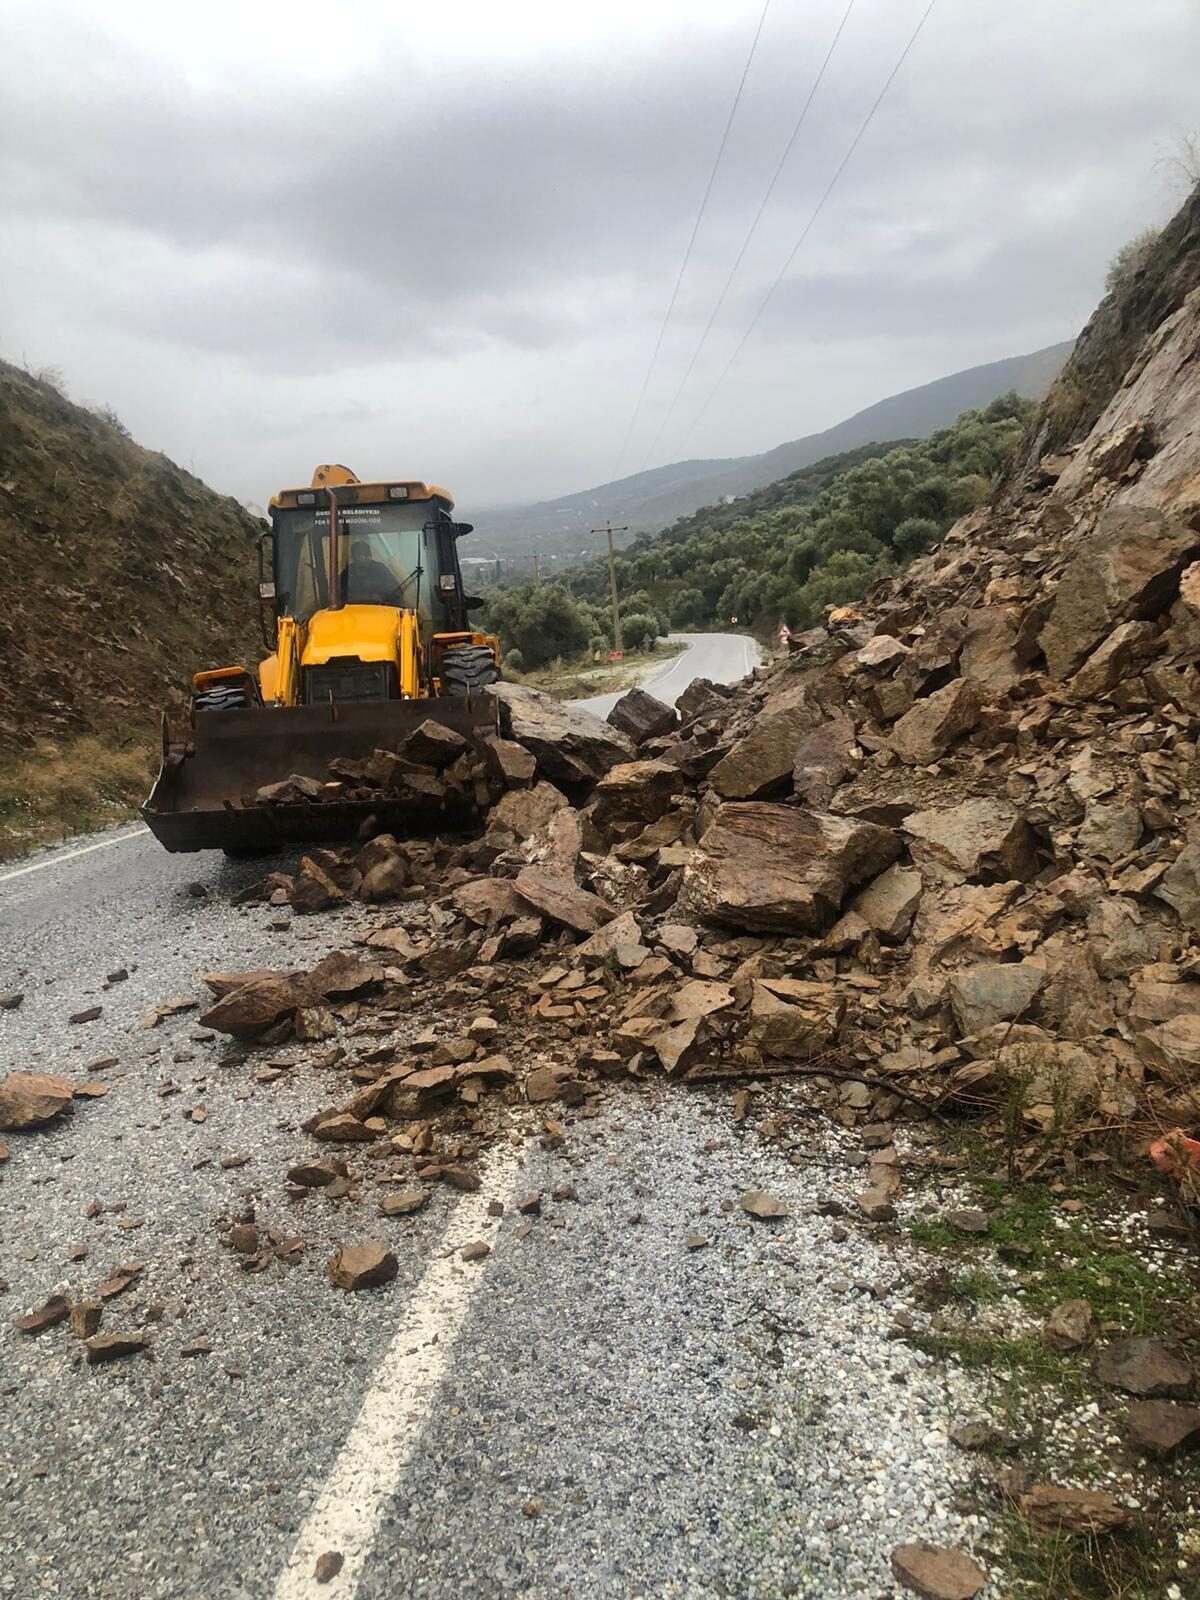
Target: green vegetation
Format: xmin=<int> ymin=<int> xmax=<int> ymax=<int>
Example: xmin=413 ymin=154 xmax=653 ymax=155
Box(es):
xmin=557 ymin=394 xmax=1032 ymax=635
xmin=907 ymin=1180 xmax=1190 ymax=1338
xmin=1104 ymin=227 xmax=1162 ymax=293
xmin=481 ymin=581 xmax=666 ymax=670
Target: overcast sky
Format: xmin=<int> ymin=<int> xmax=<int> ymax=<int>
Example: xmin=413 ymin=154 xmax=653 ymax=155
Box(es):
xmin=1 ymin=0 xmax=1196 ymax=511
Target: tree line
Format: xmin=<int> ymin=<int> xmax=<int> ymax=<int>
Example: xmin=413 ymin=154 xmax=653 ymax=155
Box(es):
xmin=480 ymin=392 xmax=1033 ymax=665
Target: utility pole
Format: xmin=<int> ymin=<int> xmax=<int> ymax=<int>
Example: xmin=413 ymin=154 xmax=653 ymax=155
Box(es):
xmin=532 ymin=551 xmax=541 ymax=584
xmin=592 ymin=522 xmax=629 ymax=654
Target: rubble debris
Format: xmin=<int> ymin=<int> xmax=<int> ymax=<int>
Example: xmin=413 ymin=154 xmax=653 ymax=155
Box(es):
xmin=327 ymin=1243 xmax=399 ymax=1291
xmin=13 ymin=1295 xmax=71 ymax=1335
xmin=1094 ymin=1337 xmax=1194 ymax=1398
xmin=0 ymin=1072 xmax=74 ymax=1130
xmin=890 ymin=1542 xmax=986 ymax=1600
xmin=1018 ymin=1483 xmax=1135 ymax=1534
xmin=84 ymin=1332 xmax=149 ymax=1364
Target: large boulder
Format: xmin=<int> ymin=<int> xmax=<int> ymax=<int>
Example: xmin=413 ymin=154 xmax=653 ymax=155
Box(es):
xmin=486 ymin=780 xmax=569 ymax=843
xmin=591 ymin=759 xmax=679 ymax=830
xmin=488 ymin=684 xmax=633 ymax=786
xmin=791 ymin=711 xmax=857 ymax=808
xmin=1038 ymin=506 xmax=1200 ymax=681
xmin=200 ymin=973 xmax=305 ymax=1038
xmin=851 ymin=864 xmax=923 ymax=942
xmin=888 ymin=679 xmax=982 ymax=765
xmin=903 ymin=798 xmax=1039 ymax=883
xmin=958 ymin=606 xmax=1022 ymax=696
xmin=606 ymin=686 xmax=678 ymax=744
xmin=948 ymin=961 xmax=1046 ymax=1035
xmin=709 ymin=691 xmax=823 ymax=800
xmin=1156 ymin=833 xmax=1200 ymax=932
xmin=683 ymin=803 xmax=899 ymax=933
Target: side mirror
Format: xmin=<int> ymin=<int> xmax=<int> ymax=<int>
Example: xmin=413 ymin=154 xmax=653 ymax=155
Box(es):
xmin=453 ymin=521 xmax=474 ymax=538
xmin=464 ymin=594 xmax=485 ymax=611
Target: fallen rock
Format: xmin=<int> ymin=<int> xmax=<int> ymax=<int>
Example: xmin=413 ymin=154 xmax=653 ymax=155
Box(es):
xmin=683 ymin=803 xmax=899 ymax=933
xmin=13 ymin=1294 xmax=71 ymax=1334
xmin=1068 ymin=619 xmax=1159 ymax=699
xmin=486 ymin=781 xmax=568 ymax=842
xmin=851 ymin=864 xmax=922 ymax=942
xmin=327 ymin=1242 xmax=399 ymax=1291
xmin=1039 ymin=505 xmax=1200 ymax=680
xmin=888 ymin=679 xmax=982 ymax=766
xmin=489 ymin=683 xmax=634 ymax=785
xmin=903 ymin=799 xmax=1038 ymax=883
xmin=791 ymin=711 xmax=858 ymax=808
xmin=380 ymin=1188 xmax=429 ymax=1217
xmin=711 ymin=695 xmax=824 ymax=800
xmin=890 ymin=1541 xmax=986 ymax=1600
xmin=513 ymin=867 xmax=614 ymax=934
xmin=1042 ymin=1298 xmax=1095 ymax=1353
xmin=1094 ymin=1336 xmax=1193 ymax=1398
xmin=315 ymin=1551 xmax=344 ymax=1584
xmin=1156 ymin=832 xmax=1200 ymax=933
xmin=69 ymin=1301 xmax=102 ymax=1339
xmin=400 ymin=719 xmax=469 ymax=767
xmin=256 ymin=773 xmax=325 ymax=805
xmin=84 ymin=1332 xmax=148 ymax=1364
xmin=290 ymin=856 xmax=348 ymax=915
xmin=0 ymin=1071 xmax=74 ymax=1130
xmin=740 ymin=1190 xmax=790 ymax=1219
xmin=1018 ymin=1484 xmax=1134 ymax=1533
xmin=747 ymin=978 xmax=845 ymax=1060
xmin=1125 ymin=1399 xmax=1200 ymax=1455
xmin=97 ymin=1263 xmax=143 ymax=1300
xmin=574 ymin=908 xmax=643 ymax=964
xmin=592 ymin=759 xmax=679 ymax=828
xmin=200 ymin=974 xmax=303 ymax=1039
xmin=948 ymin=962 xmax=1045 ymax=1035
xmin=607 ymin=686 xmax=678 ymax=744
xmin=857 ymin=1189 xmax=897 ymax=1223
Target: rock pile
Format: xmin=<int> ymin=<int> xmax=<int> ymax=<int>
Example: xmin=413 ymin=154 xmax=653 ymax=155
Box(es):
xmin=197 ymin=273 xmax=1200 ymax=1233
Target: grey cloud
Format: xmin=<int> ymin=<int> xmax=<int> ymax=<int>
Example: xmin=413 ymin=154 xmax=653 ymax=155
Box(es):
xmin=1 ymin=0 xmax=1196 ymax=503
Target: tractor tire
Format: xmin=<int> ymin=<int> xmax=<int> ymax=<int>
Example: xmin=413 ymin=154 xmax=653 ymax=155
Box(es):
xmin=195 ymin=684 xmax=248 ymax=712
xmin=440 ymin=644 xmax=500 ymax=697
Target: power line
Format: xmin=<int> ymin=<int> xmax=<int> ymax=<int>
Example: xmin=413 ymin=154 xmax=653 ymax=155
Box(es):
xmin=637 ymin=0 xmax=857 ymax=471
xmin=676 ymin=0 xmax=939 ymax=455
xmin=611 ymin=0 xmax=772 ymax=479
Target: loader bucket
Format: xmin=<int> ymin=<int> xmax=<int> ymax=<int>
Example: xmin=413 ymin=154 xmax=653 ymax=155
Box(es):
xmin=142 ymin=698 xmax=498 ymax=853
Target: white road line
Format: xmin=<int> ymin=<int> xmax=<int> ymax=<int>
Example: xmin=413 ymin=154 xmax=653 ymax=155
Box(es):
xmin=0 ymin=826 xmax=150 ymax=885
xmin=272 ymin=1144 xmax=525 ymax=1600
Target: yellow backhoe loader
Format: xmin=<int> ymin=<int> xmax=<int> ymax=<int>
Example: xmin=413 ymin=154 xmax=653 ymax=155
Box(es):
xmin=143 ymin=465 xmax=501 ymax=852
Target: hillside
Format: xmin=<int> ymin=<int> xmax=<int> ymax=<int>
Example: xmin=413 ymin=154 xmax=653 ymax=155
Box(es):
xmin=0 ymin=362 xmax=262 ymax=849
xmin=474 ymin=340 xmax=1072 ymax=563
xmin=552 ymin=392 xmax=1034 ymax=639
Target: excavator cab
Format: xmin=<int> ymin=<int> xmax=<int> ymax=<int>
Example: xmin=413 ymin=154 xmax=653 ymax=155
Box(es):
xmin=142 ymin=465 xmax=501 ymax=852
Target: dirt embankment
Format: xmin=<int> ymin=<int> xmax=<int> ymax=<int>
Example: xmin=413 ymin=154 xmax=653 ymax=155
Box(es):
xmin=0 ymin=363 xmax=262 ymax=853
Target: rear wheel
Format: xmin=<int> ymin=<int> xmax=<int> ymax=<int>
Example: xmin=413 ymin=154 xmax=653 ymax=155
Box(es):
xmin=440 ymin=644 xmax=500 ymax=697
xmin=195 ymin=684 xmax=248 ymax=712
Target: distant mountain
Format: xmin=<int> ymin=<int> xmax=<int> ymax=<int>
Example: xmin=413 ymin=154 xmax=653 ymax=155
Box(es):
xmin=471 ymin=341 xmax=1073 ymax=566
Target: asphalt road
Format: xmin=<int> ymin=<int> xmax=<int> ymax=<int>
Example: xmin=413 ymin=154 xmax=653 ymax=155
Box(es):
xmin=571 ymin=631 xmax=761 ymax=719
xmin=0 ymin=631 xmax=994 ymax=1600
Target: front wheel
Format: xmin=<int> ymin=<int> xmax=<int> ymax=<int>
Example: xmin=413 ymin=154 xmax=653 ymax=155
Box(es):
xmin=440 ymin=644 xmax=500 ymax=696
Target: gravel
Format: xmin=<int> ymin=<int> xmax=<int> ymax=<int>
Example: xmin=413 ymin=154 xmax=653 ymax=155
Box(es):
xmin=2 ymin=829 xmax=999 ymax=1599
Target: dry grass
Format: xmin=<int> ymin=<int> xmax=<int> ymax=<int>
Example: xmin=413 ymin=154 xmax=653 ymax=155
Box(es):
xmin=0 ymin=735 xmax=155 ymax=860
